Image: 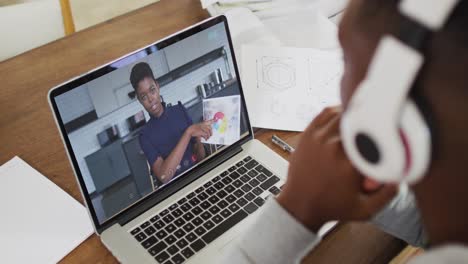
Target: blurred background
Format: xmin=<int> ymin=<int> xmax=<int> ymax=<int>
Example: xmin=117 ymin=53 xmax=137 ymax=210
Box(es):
xmin=0 ymin=0 xmax=160 ymax=61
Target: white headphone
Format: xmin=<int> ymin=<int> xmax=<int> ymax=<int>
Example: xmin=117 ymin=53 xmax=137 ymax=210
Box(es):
xmin=341 ymin=0 xmax=461 ymax=184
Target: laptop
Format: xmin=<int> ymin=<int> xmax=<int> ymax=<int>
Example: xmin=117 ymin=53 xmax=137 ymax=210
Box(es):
xmin=48 ymin=16 xmax=289 ymax=263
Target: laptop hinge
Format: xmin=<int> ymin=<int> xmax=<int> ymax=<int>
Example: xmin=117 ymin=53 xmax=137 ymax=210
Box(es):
xmin=117 ymin=144 xmax=244 ymax=226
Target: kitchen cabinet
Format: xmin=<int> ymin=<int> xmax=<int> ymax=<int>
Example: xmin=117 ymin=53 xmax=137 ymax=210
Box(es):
xmin=85 ymin=139 xmax=131 ymax=193
xmin=196 ymin=25 xmax=227 ymax=57
xmin=87 ymin=75 xmax=120 ymax=118
xmin=114 ymin=84 xmax=135 ymax=107
xmin=100 ymin=176 xmax=140 ymax=218
xmin=164 ymin=24 xmax=230 ymax=71
xmin=108 ymin=66 xmax=131 ymax=90
xmin=164 ymin=34 xmax=202 ymax=71
xmin=55 ymin=86 xmax=95 ymax=124
xmin=122 ymin=136 xmax=153 ymax=197
xmin=86 ymin=134 xmax=153 ymax=219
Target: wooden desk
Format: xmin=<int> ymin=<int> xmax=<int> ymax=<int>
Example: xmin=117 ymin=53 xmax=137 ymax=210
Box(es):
xmin=0 ymin=0 xmax=405 ymax=262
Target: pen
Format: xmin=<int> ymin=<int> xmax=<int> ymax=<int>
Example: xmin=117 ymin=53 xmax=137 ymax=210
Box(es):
xmin=271 ymin=134 xmax=295 ymax=153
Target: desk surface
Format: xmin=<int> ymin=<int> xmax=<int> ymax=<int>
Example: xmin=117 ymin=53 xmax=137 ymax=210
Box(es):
xmin=0 ymin=0 xmax=405 ymax=262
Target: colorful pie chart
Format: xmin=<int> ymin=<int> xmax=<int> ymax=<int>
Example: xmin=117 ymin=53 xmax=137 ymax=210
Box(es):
xmin=212 ymin=111 xmax=228 ymax=133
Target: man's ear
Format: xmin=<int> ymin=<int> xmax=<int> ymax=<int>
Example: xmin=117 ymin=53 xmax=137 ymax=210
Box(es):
xmin=362 ymin=177 xmax=382 ymax=193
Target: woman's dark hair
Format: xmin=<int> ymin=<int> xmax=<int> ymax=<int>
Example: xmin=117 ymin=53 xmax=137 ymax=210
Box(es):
xmin=130 ymin=62 xmax=156 ymax=90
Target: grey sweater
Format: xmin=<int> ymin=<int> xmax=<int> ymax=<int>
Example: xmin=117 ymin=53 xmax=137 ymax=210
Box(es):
xmin=219 ymin=185 xmax=468 ymax=263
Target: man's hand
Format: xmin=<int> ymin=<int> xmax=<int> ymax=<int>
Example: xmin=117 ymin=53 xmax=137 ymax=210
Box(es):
xmin=277 ymin=106 xmax=397 ymax=232
xmin=187 ymin=119 xmax=214 ymax=141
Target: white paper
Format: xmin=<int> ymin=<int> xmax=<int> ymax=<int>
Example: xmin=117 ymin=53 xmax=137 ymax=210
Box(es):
xmin=201 ymin=0 xmax=219 ymax=9
xmin=262 ymin=10 xmax=340 ymax=49
xmin=204 ymin=0 xmax=345 ymax=50
xmin=0 ymin=157 xmax=93 ymax=264
xmin=224 ymin=7 xmax=281 ymax=74
xmin=242 ymin=45 xmax=343 ymax=131
xmin=317 ymin=0 xmax=349 ymax=17
xmin=202 ymin=95 xmax=242 ymax=145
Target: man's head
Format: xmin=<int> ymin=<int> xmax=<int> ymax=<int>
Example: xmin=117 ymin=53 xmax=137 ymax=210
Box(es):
xmin=340 ymin=0 xmax=468 ymax=245
xmin=130 ymin=62 xmax=164 ymax=117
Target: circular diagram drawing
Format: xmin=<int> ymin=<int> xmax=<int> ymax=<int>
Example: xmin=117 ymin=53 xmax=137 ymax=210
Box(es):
xmin=264 ymin=63 xmax=295 ymax=90
xmin=258 ymin=57 xmax=296 ymax=91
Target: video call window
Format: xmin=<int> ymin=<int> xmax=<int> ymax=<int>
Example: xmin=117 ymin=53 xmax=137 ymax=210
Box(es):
xmin=54 ymin=23 xmax=248 ymax=224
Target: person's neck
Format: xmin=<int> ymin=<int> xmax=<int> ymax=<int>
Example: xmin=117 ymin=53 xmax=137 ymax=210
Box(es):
xmin=153 ymin=106 xmax=164 ymax=119
xmin=413 ymin=166 xmax=468 ymax=247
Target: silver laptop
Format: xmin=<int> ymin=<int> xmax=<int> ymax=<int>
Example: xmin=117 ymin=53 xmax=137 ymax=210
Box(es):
xmin=48 ymin=16 xmax=289 ymax=263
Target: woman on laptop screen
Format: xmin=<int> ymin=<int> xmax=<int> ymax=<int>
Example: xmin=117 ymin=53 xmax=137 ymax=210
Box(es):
xmin=130 ymin=62 xmax=214 ymax=185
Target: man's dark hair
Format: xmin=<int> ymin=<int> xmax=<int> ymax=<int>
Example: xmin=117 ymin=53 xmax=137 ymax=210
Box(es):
xmin=352 ymin=0 xmax=468 ymax=96
xmin=351 ymin=0 xmax=468 ymax=155
xmin=130 ymin=62 xmax=156 ymax=90
xmin=355 ymin=0 xmax=468 ymax=51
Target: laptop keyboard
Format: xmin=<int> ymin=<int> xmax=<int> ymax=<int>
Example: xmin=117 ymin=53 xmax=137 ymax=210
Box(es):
xmin=129 ymin=156 xmax=284 ymax=264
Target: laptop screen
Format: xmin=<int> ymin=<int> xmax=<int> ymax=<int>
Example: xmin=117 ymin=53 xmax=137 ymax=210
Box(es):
xmin=50 ymin=17 xmax=250 ymax=226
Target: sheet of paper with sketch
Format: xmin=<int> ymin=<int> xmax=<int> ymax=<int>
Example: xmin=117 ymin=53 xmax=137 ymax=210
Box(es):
xmin=202 ymin=95 xmax=241 ymax=145
xmin=242 ymin=45 xmax=343 ymax=131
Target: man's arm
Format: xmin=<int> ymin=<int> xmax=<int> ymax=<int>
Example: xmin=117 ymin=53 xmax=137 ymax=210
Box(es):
xmin=372 ymin=184 xmax=428 ymax=247
xmin=225 ymin=186 xmax=427 ymax=264
xmin=219 ymin=198 xmax=321 ymax=264
xmin=219 ymin=107 xmax=397 ymax=263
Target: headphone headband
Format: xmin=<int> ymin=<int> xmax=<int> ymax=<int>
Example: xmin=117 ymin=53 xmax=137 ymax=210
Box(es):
xmin=400 ymin=0 xmax=460 ymax=30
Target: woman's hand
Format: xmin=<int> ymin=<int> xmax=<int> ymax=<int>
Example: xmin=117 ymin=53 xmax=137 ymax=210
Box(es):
xmin=187 ymin=119 xmax=214 ymax=141
xmin=277 ymin=106 xmax=397 ymax=232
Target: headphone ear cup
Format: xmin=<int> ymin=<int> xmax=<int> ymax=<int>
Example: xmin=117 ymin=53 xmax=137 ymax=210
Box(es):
xmin=341 ymin=99 xmax=407 ymax=183
xmin=341 ymin=99 xmax=431 ymax=184
xmin=399 ymin=99 xmax=432 ymax=184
